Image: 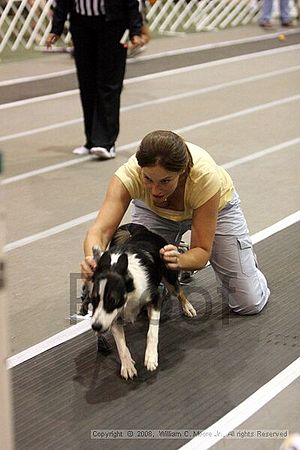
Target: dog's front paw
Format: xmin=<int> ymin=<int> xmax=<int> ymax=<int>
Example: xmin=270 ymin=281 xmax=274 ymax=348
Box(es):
xmin=120 ymin=358 xmax=137 ymax=380
xmin=144 ymin=350 xmax=158 ymax=372
xmin=182 ymin=300 xmax=197 ymax=317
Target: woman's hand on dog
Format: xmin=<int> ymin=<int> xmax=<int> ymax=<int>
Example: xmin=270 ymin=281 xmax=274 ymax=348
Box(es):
xmin=160 ymin=244 xmax=181 ymax=270
xmin=81 ymin=256 xmax=96 ymax=281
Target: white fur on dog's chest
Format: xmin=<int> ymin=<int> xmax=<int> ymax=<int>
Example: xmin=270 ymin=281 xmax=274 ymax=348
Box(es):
xmin=123 ymin=253 xmax=151 ymax=323
xmin=123 ymin=288 xmax=150 ymax=323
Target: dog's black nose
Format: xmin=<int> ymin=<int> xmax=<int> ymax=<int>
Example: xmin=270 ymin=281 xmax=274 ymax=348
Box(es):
xmin=92 ymin=323 xmax=103 ymax=332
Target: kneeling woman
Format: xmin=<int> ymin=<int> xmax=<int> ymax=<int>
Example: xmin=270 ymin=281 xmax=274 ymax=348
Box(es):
xmin=81 ymin=130 xmax=270 ymax=314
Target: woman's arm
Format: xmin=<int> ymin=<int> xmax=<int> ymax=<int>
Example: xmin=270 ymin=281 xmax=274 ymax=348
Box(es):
xmin=161 ymin=190 xmax=220 ymax=271
xmin=81 ymin=176 xmax=131 ymax=279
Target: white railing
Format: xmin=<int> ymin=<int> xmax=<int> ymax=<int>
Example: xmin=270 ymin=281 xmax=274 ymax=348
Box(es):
xmin=148 ymin=0 xmax=260 ymax=34
xmin=0 ymin=0 xmax=298 ymax=54
xmin=0 ymin=0 xmax=71 ymax=53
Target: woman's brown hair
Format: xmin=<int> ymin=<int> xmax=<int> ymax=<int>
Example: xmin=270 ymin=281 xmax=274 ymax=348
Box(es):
xmin=136 ymin=130 xmax=193 ymax=172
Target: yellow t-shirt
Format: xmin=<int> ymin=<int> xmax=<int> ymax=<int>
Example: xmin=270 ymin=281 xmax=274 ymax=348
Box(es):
xmin=115 ymin=142 xmax=234 ymax=221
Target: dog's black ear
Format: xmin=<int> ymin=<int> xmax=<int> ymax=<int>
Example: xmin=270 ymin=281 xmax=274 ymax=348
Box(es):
xmin=92 ymin=245 xmax=102 ymax=264
xmin=115 ymin=253 xmax=128 ymax=275
xmin=99 ymin=251 xmax=111 ymax=271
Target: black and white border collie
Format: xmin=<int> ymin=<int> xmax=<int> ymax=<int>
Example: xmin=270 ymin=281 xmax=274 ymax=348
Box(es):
xmin=81 ymin=223 xmax=196 ymax=380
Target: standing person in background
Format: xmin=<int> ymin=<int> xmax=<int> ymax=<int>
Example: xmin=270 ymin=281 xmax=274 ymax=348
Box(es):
xmin=47 ymin=1 xmax=144 ymax=159
xmin=259 ymin=0 xmax=295 ymax=28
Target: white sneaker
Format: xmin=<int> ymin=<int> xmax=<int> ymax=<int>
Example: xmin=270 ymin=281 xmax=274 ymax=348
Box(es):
xmin=72 ymin=146 xmax=90 ymax=155
xmin=90 ymin=146 xmax=116 ymax=159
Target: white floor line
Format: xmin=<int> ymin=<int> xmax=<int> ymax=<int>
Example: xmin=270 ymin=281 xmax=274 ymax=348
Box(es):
xmin=0 ymin=89 xmax=79 ymax=110
xmin=123 ymin=65 xmax=300 ymax=113
xmin=1 ymin=27 xmax=299 ymax=87
xmin=0 ymin=69 xmax=76 ymax=87
xmin=222 ymin=137 xmax=300 ymax=171
xmin=5 ymin=320 xmax=92 ymax=370
xmin=251 ymin=210 xmax=300 ymax=245
xmin=2 ymin=137 xmax=300 ymax=251
xmin=176 ymin=94 xmax=300 ymax=135
xmin=179 ymin=357 xmax=300 ymax=450
xmin=1 ymin=93 xmax=300 ymax=186
xmin=1 ymin=154 xmax=91 ymax=185
xmin=2 ymin=63 xmax=300 ymax=139
xmin=2 ymin=61 xmax=300 ymax=144
xmin=5 ymin=210 xmax=299 ymax=369
xmin=1 ymin=43 xmax=300 ymax=110
xmin=126 ymin=28 xmax=300 ymax=63
xmin=4 ymin=211 xmax=98 ymax=252
xmin=1 ymin=140 xmax=141 ymax=185
xmin=0 ymin=117 xmax=83 ymax=142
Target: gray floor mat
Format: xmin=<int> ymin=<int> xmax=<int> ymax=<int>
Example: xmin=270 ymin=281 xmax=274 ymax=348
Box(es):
xmin=11 ymin=223 xmax=300 ymax=450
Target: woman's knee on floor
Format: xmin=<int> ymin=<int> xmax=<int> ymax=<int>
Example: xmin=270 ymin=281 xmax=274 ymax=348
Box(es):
xmin=224 ymin=274 xmax=270 ymax=315
xmin=229 ymin=291 xmax=268 ymax=315
xmin=211 ymin=233 xmax=270 ymax=316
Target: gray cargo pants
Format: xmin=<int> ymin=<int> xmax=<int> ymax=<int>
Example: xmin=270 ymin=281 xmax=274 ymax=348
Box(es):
xmin=131 ymin=191 xmax=270 ymax=315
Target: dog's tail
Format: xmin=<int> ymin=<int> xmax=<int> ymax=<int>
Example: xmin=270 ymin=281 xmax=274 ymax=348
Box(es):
xmin=110 ymin=224 xmax=132 ymax=247
xmin=109 ymin=223 xmax=148 ymax=248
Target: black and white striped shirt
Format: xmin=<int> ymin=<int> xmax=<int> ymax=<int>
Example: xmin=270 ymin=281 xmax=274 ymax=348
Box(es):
xmin=74 ymin=0 xmax=105 ymax=16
